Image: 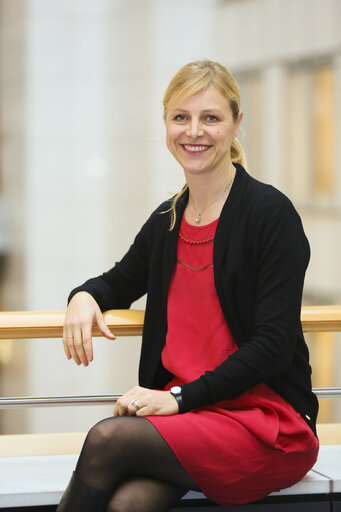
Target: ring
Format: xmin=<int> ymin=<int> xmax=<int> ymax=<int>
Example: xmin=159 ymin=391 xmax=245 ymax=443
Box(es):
xmin=130 ymin=399 xmax=140 ymax=411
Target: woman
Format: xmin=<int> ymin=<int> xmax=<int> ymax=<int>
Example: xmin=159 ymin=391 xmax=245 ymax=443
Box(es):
xmin=58 ymin=60 xmax=319 ymax=512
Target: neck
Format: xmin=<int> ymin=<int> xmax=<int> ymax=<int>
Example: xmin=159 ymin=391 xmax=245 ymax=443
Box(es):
xmin=185 ymin=163 xmax=235 ymax=213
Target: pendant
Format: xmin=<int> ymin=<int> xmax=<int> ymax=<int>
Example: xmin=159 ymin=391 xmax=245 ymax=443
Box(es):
xmin=195 ymin=213 xmax=201 ymax=224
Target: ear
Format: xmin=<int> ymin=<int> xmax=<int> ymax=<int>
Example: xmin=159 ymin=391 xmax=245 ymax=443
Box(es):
xmin=233 ymin=111 xmax=243 ymax=137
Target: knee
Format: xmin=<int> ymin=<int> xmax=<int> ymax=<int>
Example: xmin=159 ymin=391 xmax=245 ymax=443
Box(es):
xmin=84 ymin=420 xmax=109 ymax=453
xmin=83 ymin=417 xmax=118 ymax=454
xmin=83 ymin=417 xmax=132 ymax=455
xmin=106 ymin=476 xmax=154 ymax=512
xmin=106 ymin=493 xmax=138 ymax=512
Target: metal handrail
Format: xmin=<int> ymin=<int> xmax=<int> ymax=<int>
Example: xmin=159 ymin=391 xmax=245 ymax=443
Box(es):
xmin=313 ymin=388 xmax=341 ymax=398
xmin=0 ymin=388 xmax=340 ymax=409
xmin=0 ymin=394 xmax=122 ymax=408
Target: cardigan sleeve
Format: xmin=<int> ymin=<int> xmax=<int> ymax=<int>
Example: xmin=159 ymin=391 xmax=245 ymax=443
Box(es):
xmin=68 ymin=215 xmax=152 ymax=311
xmin=181 ymin=199 xmax=310 ymax=411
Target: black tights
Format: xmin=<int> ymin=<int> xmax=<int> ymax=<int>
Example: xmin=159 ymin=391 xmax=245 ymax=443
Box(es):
xmin=75 ymin=416 xmax=201 ymax=512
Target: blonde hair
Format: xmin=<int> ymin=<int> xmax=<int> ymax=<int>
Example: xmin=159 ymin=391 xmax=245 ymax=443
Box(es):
xmin=163 ymin=60 xmax=246 ymax=230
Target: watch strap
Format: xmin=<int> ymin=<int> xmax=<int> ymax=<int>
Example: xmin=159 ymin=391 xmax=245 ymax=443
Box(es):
xmin=170 ymin=386 xmax=184 ymax=413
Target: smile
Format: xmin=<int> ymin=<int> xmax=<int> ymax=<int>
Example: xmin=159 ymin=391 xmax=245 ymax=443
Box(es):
xmin=182 ymin=144 xmax=212 ymax=154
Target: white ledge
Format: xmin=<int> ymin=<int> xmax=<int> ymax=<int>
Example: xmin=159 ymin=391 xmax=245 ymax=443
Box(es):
xmin=0 ymin=446 xmax=340 ymax=507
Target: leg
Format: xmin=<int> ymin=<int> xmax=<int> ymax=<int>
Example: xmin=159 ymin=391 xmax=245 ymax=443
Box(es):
xmin=75 ymin=416 xmax=200 ymax=491
xmin=106 ymin=476 xmax=187 ymax=512
xmin=57 ymin=471 xmax=112 ymax=511
xmin=58 ymin=416 xmax=200 ymax=511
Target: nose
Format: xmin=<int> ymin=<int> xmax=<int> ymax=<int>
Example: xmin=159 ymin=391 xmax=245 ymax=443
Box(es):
xmin=186 ymin=118 xmax=203 ymax=138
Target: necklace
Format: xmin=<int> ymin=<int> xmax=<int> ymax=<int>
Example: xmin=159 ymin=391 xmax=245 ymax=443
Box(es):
xmin=193 ymin=169 xmax=235 ymax=224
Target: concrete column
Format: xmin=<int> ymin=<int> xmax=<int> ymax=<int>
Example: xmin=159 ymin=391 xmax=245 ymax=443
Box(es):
xmin=0 ymin=0 xmax=29 ymax=434
xmin=260 ymin=64 xmax=286 ymax=191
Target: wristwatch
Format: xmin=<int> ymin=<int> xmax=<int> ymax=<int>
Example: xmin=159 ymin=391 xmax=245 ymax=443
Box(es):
xmin=170 ymin=386 xmax=184 ymax=413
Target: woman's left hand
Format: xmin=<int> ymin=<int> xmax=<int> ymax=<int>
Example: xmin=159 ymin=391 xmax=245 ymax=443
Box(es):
xmin=113 ymin=386 xmax=179 ymax=417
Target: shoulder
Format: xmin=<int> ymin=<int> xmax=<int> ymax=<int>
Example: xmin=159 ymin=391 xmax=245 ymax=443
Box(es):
xmin=145 ymin=189 xmax=188 ymax=231
xmin=238 ymin=170 xmax=299 ymax=226
xmin=150 ymin=198 xmax=174 ymax=217
xmin=146 ymin=198 xmax=173 ymax=229
xmin=230 ymin=169 xmax=310 ymax=264
xmin=135 ymin=197 xmax=177 ymax=244
xmin=245 ymin=173 xmax=293 ymax=212
xmin=230 ymin=166 xmax=306 ymax=242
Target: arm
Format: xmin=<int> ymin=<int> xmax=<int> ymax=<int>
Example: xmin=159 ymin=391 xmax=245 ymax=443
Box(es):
xmin=112 ymin=197 xmax=311 ymax=418
xmin=63 ymin=215 xmax=152 ymax=365
xmin=181 ymin=201 xmax=310 ymax=410
xmin=68 ymin=216 xmax=151 ymax=311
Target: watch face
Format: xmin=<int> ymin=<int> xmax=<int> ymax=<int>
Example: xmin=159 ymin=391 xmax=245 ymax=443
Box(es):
xmin=171 ymin=386 xmax=181 ymax=394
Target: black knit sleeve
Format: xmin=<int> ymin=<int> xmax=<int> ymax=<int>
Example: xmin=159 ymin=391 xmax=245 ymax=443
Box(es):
xmin=181 ymin=199 xmax=310 ymax=411
xmin=68 ymin=215 xmax=152 ymax=311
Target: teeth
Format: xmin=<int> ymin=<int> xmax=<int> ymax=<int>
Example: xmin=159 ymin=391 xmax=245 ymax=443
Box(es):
xmin=184 ymin=145 xmax=210 ymax=152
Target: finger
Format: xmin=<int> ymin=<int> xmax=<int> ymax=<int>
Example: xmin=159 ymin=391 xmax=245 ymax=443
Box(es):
xmin=81 ymin=323 xmax=93 ymax=363
xmin=128 ymin=399 xmax=141 ymax=416
xmin=96 ymin=311 xmax=116 ymax=340
xmin=114 ymin=387 xmax=142 ymax=416
xmin=63 ymin=323 xmax=82 ymax=366
xmin=135 ymin=405 xmax=149 ymax=417
xmin=112 ymin=397 xmax=122 ymax=416
xmin=65 ymin=333 xmax=82 ymax=366
xmin=114 ymin=398 xmax=127 ymax=416
xmin=127 ymin=405 xmax=136 ymax=416
xmin=73 ymin=326 xmax=88 ymax=366
xmin=62 ymin=325 xmax=72 ymax=360
xmin=121 ymin=397 xmax=138 ymax=416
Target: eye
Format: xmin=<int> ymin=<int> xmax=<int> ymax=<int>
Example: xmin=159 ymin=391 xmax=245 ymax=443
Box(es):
xmin=205 ymin=114 xmax=219 ymax=122
xmin=173 ymin=114 xmax=187 ymax=121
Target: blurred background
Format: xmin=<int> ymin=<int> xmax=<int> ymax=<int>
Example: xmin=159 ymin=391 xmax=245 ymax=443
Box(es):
xmin=0 ymin=0 xmax=340 ymax=435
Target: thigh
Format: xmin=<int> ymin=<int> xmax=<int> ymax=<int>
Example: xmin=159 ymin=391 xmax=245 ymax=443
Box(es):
xmin=77 ymin=415 xmax=201 ymax=492
xmin=107 ymin=476 xmax=187 ymax=512
xmin=120 ymin=417 xmax=200 ymax=490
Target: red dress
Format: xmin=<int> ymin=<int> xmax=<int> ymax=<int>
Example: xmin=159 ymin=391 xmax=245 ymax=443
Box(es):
xmin=148 ymin=215 xmax=319 ymax=507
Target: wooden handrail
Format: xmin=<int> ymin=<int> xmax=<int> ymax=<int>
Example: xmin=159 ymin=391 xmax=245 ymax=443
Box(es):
xmin=0 ymin=306 xmax=340 ymax=339
xmin=301 ymin=305 xmax=341 ymax=332
xmin=0 ymin=309 xmax=145 ymax=339
xmin=0 ymin=306 xmax=340 ymax=411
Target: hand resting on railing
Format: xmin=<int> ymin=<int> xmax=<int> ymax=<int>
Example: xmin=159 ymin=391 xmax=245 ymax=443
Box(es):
xmin=62 ymin=291 xmax=115 ymax=367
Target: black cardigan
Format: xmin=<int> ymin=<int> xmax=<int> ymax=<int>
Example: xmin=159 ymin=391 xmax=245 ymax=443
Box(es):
xmin=69 ymin=165 xmax=319 ymax=435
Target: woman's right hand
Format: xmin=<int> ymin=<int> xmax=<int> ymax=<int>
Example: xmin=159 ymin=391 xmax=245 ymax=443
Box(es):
xmin=62 ymin=291 xmax=116 ymax=366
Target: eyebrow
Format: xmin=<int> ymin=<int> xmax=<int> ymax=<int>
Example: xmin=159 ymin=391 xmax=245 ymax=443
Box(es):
xmin=173 ymin=108 xmax=223 ymax=114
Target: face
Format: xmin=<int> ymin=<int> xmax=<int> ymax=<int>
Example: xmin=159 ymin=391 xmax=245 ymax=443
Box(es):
xmin=165 ymin=86 xmax=242 ymax=178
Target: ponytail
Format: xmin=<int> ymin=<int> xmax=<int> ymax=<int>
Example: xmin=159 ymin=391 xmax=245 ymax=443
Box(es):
xmin=168 ymin=184 xmax=188 ymax=231
xmin=231 ymin=137 xmax=247 ymax=168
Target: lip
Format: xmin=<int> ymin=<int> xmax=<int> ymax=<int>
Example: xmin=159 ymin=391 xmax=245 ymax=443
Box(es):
xmin=180 ymin=144 xmax=212 ymax=155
